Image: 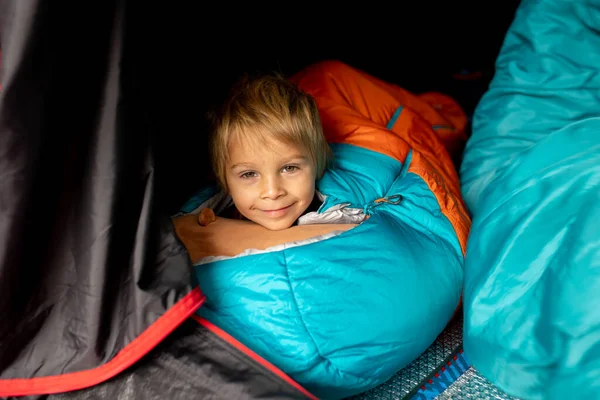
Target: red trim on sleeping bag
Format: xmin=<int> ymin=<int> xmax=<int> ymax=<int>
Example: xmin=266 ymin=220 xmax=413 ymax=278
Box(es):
xmin=0 ymin=287 xmax=205 ymax=397
xmin=193 ymin=315 xmax=319 ymax=400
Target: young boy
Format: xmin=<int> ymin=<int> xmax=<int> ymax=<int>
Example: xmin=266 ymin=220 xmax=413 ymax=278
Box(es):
xmin=208 ymin=72 xmax=333 ymax=231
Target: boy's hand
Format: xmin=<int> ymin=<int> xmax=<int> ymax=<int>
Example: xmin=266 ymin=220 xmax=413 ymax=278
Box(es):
xmin=198 ymin=208 xmax=216 ymax=226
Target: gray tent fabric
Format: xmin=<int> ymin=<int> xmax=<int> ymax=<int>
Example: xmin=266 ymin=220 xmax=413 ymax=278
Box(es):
xmin=45 ymin=320 xmax=310 ymax=400
xmin=0 ymin=0 xmax=197 ymax=381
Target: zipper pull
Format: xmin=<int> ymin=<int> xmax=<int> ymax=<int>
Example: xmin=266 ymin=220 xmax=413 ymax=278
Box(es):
xmin=374 ymin=194 xmax=403 ymax=205
xmin=364 ymin=194 xmax=403 ymax=215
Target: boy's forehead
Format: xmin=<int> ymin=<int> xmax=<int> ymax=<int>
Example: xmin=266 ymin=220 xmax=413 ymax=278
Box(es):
xmin=227 ymin=137 xmax=309 ymax=165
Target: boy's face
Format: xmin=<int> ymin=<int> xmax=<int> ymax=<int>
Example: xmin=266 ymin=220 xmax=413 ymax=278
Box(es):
xmin=225 ymin=137 xmax=316 ymax=231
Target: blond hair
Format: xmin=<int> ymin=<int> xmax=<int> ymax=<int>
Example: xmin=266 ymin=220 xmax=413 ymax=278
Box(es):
xmin=209 ymin=72 xmax=332 ymax=191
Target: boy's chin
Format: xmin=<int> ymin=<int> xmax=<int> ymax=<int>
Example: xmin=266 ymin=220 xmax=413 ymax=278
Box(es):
xmin=253 ymin=218 xmax=296 ymax=231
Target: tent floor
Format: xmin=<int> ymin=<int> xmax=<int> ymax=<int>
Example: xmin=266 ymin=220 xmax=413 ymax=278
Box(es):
xmin=350 ymin=312 xmax=518 ymax=400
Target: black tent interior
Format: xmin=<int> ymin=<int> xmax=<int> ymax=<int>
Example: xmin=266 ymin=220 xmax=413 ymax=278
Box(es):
xmin=0 ymin=1 xmax=520 ymax=399
xmin=144 ymin=3 xmax=521 ymax=215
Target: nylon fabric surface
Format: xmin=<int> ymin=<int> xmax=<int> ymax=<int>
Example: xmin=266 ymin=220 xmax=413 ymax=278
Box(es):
xmin=7 ymin=321 xmax=311 ymax=400
xmin=195 ymin=143 xmax=463 ymax=399
xmin=0 ymin=0 xmax=193 ymax=382
xmin=460 ymin=1 xmax=600 ymax=398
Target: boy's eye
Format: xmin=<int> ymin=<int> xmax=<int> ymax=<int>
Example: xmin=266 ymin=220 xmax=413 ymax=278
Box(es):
xmin=240 ymin=171 xmax=258 ymax=179
xmin=282 ymin=165 xmax=299 ymax=173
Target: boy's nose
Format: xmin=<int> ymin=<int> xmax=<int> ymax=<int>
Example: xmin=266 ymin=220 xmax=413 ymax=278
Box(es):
xmin=260 ymin=176 xmax=286 ymax=200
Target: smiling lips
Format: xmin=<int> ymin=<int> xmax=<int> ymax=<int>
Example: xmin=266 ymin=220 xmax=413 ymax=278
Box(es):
xmin=260 ymin=203 xmax=295 ymax=218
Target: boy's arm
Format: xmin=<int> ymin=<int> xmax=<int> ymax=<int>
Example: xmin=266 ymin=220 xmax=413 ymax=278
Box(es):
xmin=172 ymin=212 xmax=356 ymax=264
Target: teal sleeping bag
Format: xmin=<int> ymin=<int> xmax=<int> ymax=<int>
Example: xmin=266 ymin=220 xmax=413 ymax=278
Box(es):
xmin=460 ymin=1 xmax=600 ymax=399
xmin=180 ymin=60 xmax=471 ymax=399
xmin=187 ymin=144 xmax=463 ymax=400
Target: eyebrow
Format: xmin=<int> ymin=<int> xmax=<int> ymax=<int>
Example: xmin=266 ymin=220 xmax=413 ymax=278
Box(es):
xmin=229 ymin=155 xmax=309 ymax=170
xmin=229 ymin=163 xmax=254 ymax=170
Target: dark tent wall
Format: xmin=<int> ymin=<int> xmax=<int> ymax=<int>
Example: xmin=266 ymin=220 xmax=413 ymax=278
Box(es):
xmin=0 ymin=1 xmax=200 ymax=391
xmin=128 ymin=2 xmax=522 ymax=215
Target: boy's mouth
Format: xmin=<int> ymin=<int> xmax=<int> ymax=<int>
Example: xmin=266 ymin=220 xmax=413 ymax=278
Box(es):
xmin=260 ymin=203 xmax=296 ymax=218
